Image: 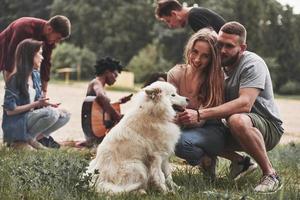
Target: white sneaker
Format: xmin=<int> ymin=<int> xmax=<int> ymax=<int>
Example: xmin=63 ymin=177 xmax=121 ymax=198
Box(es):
xmin=254 ymin=174 xmax=282 ymax=193
xmin=229 ymin=156 xmax=258 ymax=181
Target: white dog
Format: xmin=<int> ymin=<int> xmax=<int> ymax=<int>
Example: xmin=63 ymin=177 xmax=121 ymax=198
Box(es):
xmin=85 ymin=81 xmax=188 ymax=194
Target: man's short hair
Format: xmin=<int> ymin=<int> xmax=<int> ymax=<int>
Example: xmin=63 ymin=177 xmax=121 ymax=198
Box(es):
xmin=220 ymin=21 xmax=247 ymax=44
xmin=48 ymin=15 xmax=71 ymax=38
xmin=155 ymin=0 xmax=182 ymax=18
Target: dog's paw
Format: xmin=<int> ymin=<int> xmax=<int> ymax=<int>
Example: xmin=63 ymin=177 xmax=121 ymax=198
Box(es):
xmin=167 ymin=182 xmax=182 ymax=193
xmin=158 ymin=183 xmax=168 ymax=194
xmin=136 ymin=189 xmax=147 ymax=195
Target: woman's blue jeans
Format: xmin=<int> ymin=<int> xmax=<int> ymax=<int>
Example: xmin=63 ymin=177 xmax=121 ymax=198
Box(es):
xmin=175 ymin=119 xmax=227 ymax=166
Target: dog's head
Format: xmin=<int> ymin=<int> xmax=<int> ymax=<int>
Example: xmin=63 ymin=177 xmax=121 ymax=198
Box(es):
xmin=143 ymin=81 xmax=189 ymax=116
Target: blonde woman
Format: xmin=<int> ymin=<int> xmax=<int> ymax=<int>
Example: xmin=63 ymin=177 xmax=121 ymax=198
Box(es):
xmin=168 ymin=28 xmax=224 ymax=179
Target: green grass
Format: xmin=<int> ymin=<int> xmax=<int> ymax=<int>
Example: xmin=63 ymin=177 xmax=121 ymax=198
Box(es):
xmin=0 ymin=143 xmax=299 ymax=200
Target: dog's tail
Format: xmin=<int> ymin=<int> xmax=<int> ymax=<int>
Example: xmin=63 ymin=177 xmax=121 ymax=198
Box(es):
xmin=98 ymin=181 xmax=143 ymax=194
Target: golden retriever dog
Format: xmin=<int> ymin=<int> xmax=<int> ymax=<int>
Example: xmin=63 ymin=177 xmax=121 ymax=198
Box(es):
xmin=85 ymin=81 xmax=189 ymax=194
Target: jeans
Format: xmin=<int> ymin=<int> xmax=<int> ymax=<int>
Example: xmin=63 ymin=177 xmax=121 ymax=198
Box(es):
xmin=175 ymin=119 xmax=227 ymax=166
xmin=26 ymin=107 xmax=70 ymax=138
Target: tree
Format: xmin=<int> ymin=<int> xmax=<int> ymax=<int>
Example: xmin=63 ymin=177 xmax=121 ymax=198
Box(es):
xmin=128 ymin=40 xmax=172 ymax=83
xmin=52 ymin=43 xmax=96 ymax=80
xmin=51 ymin=0 xmax=156 ymax=64
xmin=0 ymin=0 xmax=53 ymax=31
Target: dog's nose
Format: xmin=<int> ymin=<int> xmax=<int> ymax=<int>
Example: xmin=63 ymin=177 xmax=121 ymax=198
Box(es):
xmin=186 ymin=98 xmax=190 ymax=102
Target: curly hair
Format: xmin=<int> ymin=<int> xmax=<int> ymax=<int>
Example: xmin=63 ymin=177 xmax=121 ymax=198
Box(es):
xmin=94 ymin=57 xmax=124 ymax=76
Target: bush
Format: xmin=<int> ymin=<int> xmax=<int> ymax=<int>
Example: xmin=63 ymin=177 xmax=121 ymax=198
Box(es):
xmin=52 ymin=43 xmax=96 ymax=80
xmin=128 ymin=42 xmax=172 ymax=83
xmin=0 ymin=148 xmax=95 ymax=200
xmin=279 ymin=80 xmax=300 ymax=95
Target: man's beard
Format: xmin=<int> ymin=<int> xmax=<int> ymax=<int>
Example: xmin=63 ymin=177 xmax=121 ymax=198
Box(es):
xmin=221 ymin=51 xmax=239 ymax=67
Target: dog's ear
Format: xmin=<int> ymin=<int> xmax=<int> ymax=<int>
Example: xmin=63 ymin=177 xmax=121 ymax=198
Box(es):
xmin=145 ymin=88 xmax=162 ymax=101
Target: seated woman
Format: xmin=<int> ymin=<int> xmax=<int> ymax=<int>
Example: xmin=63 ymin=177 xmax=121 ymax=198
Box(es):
xmin=168 ymin=28 xmax=225 ymax=179
xmin=2 ymin=39 xmax=70 ymax=150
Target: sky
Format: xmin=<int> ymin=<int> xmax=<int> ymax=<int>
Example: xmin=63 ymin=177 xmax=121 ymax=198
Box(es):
xmin=277 ymin=0 xmax=300 ymax=14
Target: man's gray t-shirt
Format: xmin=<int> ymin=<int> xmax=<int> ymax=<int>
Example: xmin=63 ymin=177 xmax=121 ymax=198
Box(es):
xmin=225 ymin=51 xmax=283 ymax=134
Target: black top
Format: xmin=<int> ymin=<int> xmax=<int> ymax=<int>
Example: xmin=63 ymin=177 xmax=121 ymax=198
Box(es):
xmin=188 ymin=7 xmax=226 ymax=33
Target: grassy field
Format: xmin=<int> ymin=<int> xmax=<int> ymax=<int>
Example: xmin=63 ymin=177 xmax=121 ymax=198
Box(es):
xmin=0 ymin=143 xmax=299 ymax=200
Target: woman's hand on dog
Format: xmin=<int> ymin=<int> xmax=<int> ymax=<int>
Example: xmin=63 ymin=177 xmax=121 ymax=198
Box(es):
xmin=176 ymin=109 xmax=198 ymax=125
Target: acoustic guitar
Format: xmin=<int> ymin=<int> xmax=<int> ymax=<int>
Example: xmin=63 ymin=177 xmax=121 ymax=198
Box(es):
xmin=81 ymin=94 xmax=132 ymax=140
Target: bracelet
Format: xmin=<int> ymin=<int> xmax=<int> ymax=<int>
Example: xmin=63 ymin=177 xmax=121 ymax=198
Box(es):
xmin=196 ymin=109 xmax=200 ymax=122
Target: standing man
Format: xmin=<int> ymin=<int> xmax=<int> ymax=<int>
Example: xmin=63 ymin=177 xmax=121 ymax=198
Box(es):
xmin=155 ymin=0 xmax=226 ymax=32
xmin=0 ymin=15 xmax=71 ymax=96
xmin=175 ymin=22 xmax=283 ymax=193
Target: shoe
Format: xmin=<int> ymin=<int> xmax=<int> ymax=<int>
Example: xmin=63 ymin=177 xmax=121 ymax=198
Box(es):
xmin=254 ymin=174 xmax=282 ymax=193
xmin=29 ymin=140 xmax=48 ymax=150
xmin=37 ymin=136 xmax=60 ymax=149
xmin=10 ymin=142 xmax=36 ymax=151
xmin=199 ymin=155 xmax=218 ymax=180
xmin=229 ymin=156 xmax=258 ymax=181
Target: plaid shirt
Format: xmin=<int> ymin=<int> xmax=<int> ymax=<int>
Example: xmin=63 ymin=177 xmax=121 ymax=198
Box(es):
xmin=0 ymin=17 xmax=55 ymax=82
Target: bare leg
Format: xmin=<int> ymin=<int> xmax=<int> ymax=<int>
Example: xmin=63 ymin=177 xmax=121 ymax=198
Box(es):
xmin=227 ymin=114 xmax=275 ymax=175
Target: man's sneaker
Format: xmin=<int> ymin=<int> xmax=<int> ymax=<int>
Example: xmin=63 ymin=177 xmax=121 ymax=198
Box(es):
xmin=229 ymin=156 xmax=258 ymax=181
xmin=38 ymin=136 xmax=60 ymax=149
xmin=199 ymin=155 xmax=218 ymax=180
xmin=254 ymin=174 xmax=282 ymax=193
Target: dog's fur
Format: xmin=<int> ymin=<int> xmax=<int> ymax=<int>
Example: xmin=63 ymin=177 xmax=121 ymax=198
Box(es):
xmin=85 ymin=81 xmax=188 ymax=194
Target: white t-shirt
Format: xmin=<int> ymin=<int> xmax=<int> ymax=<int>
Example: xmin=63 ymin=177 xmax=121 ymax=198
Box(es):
xmin=28 ymin=85 xmax=36 ymax=103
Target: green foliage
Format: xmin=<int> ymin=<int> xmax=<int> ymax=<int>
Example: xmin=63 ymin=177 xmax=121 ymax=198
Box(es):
xmin=264 ymin=57 xmax=281 ymax=91
xmin=0 ymin=148 xmax=93 ymax=200
xmin=279 ymin=80 xmax=300 ymax=95
xmin=52 ymin=43 xmax=96 ymax=80
xmin=51 ymin=0 xmax=156 ymax=64
xmin=0 ymin=0 xmax=53 ymax=30
xmin=1 ymin=0 xmax=300 ymax=93
xmin=0 ymin=143 xmax=299 ymax=199
xmin=128 ymin=41 xmax=172 ymax=83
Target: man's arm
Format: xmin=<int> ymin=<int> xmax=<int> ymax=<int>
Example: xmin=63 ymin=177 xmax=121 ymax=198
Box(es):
xmin=93 ymin=82 xmax=121 ymax=122
xmin=40 ymin=44 xmax=55 ymax=93
xmin=199 ymin=88 xmax=260 ymax=120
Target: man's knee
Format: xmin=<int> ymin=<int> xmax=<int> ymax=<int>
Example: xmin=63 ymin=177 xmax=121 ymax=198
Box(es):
xmin=227 ymin=114 xmax=252 ymax=136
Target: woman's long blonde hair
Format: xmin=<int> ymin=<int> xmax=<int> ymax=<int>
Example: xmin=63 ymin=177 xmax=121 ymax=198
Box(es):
xmin=184 ymin=28 xmax=224 ymax=108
